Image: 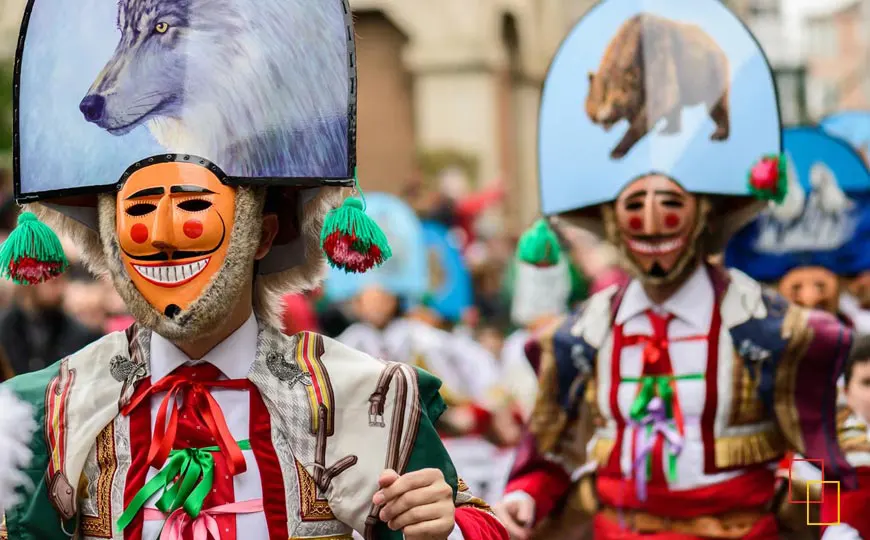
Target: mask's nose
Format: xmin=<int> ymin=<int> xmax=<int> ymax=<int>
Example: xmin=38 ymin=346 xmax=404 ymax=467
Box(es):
xmin=150 ymin=197 xmax=177 ymax=253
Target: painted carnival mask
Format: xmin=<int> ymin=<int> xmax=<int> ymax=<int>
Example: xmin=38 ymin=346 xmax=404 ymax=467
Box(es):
xmin=612 ymin=174 xmax=701 ymax=281
xmin=116 ymin=161 xmax=236 ymax=317
xmin=778 ymin=266 xmax=840 ymax=314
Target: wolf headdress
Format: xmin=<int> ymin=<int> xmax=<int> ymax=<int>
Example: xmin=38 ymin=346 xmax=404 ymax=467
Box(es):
xmin=6 ymin=0 xmax=387 ymax=337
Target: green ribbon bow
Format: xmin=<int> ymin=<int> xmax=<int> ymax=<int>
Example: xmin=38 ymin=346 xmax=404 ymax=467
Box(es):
xmin=116 ymin=439 xmax=251 ymax=531
xmin=623 ymin=374 xmax=704 ymax=483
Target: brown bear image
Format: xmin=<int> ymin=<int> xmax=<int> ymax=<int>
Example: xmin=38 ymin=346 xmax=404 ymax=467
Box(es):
xmin=586 ymin=13 xmax=731 ymax=159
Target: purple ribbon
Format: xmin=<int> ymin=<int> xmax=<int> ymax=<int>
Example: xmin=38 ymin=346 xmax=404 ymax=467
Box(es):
xmin=629 ymin=396 xmax=684 ymax=501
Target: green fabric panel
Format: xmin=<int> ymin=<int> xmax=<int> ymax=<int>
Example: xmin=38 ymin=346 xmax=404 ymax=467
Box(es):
xmin=373 ymin=367 xmax=458 ymax=539
xmin=2 ymin=361 xmax=73 ymax=540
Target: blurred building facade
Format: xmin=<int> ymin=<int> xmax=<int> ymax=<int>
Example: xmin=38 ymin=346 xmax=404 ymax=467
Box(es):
xmin=352 ymin=0 xmax=596 ymax=230
xmin=0 ymin=0 xmax=24 ymax=60
xmin=803 ymin=0 xmax=870 ymax=120
xmin=729 ymin=0 xmax=810 ymax=125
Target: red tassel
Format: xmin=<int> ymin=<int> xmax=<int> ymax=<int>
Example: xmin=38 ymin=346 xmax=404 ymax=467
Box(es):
xmin=8 ymin=257 xmax=65 ymax=286
xmin=322 ymin=231 xmax=385 ymax=273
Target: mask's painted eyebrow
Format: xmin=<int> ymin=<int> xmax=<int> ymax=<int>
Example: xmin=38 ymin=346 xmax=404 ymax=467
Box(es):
xmin=654 ymin=189 xmax=684 ymax=197
xmin=125 ymin=187 xmax=165 ymax=199
xmin=170 ymin=185 xmax=216 ymax=194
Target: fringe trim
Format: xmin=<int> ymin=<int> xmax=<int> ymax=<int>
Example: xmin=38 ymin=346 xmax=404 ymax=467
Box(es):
xmin=529 ymin=326 xmax=569 ymax=453
xmin=773 ymin=305 xmax=813 ymax=455
xmin=714 ymin=428 xmax=786 ymax=469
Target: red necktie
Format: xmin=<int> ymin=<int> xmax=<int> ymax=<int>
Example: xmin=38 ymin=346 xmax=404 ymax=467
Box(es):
xmin=172 ymin=364 xmax=239 ymax=540
xmin=622 ymin=310 xmax=676 ymax=375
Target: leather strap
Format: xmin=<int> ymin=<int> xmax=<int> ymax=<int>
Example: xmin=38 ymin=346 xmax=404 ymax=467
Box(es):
xmin=599 ymin=506 xmax=767 ymax=539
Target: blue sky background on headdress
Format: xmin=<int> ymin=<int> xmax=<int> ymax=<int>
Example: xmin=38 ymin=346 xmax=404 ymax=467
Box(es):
xmin=538 ymin=0 xmax=780 ymax=215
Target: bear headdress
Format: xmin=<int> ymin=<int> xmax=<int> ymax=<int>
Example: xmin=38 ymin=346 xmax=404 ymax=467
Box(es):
xmin=4 ymin=0 xmax=388 ymax=334
xmin=534 ymin=0 xmax=784 ymax=252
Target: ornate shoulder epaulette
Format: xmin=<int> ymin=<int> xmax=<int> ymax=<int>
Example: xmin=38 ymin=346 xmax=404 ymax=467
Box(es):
xmin=726 ymin=289 xmax=790 ymax=415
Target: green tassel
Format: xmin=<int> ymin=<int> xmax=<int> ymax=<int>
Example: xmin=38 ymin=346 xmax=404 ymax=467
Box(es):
xmin=321 ymin=197 xmax=392 ymax=273
xmin=516 ymin=219 xmax=561 ymax=267
xmin=0 ymin=211 xmax=68 ymax=285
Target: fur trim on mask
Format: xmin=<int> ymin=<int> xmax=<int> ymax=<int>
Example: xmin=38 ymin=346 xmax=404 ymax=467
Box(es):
xmin=98 ymin=188 xmax=266 ymax=342
xmin=602 ymin=197 xmax=712 ymax=287
xmin=27 ymin=185 xmax=348 ymax=336
xmin=253 ymin=186 xmax=349 ymax=327
xmin=26 ymin=203 xmax=108 ymax=277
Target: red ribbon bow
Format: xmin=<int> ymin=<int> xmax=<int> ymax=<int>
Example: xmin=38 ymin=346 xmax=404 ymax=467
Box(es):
xmin=122 ymin=370 xmax=250 ymax=477
xmin=622 ymin=311 xmax=706 ymax=374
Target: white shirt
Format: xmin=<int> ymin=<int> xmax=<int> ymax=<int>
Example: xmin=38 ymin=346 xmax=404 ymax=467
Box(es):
xmin=840 ymin=293 xmax=870 ymax=333
xmin=611 ymin=265 xmax=741 ymax=489
xmin=144 ymin=314 xmax=267 ymax=540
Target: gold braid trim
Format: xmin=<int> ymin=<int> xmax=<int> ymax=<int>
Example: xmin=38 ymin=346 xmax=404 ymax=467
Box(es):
xmin=455 ymin=482 xmax=495 ymax=515
xmin=0 ymin=515 xmax=6 ymax=540
xmin=773 ymin=305 xmax=813 ymax=455
xmin=714 ymin=428 xmax=786 ymax=469
xmin=528 ymin=323 xmax=569 ymax=454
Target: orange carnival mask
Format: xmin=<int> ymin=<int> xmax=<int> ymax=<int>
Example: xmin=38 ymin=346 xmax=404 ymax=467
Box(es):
xmin=613 ymin=174 xmax=700 ymax=280
xmin=116 ymin=161 xmax=236 ymax=317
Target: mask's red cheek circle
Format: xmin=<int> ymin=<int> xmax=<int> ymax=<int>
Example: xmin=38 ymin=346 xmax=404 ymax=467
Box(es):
xmin=664 ymin=213 xmax=681 ymax=228
xmin=130 ymin=223 xmax=149 ymax=244
xmin=183 ymin=220 xmax=204 ymax=239
xmin=629 ymin=217 xmax=643 ymax=231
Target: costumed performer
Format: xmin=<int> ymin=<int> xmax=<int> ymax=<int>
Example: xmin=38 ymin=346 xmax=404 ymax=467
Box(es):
xmin=726 ymin=125 xmax=870 ymax=538
xmin=0 ymin=1 xmax=507 ymax=539
xmin=492 ymin=1 xmax=863 ymax=539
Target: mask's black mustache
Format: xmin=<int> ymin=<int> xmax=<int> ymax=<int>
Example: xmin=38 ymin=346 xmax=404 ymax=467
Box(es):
xmin=120 ymin=214 xmax=226 ymax=262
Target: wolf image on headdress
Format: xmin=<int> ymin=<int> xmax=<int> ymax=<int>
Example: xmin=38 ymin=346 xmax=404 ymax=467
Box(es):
xmin=78 ymin=0 xmax=351 ymax=178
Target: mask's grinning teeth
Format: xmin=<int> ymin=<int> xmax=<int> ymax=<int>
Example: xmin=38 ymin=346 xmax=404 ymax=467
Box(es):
xmin=133 ymin=258 xmax=210 ymax=285
xmin=627 ymin=237 xmax=685 ymax=255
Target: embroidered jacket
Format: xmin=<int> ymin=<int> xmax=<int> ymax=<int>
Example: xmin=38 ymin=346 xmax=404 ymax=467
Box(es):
xmin=506 ymin=266 xmax=857 ymax=524
xmin=0 ymin=322 xmax=504 ymax=540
